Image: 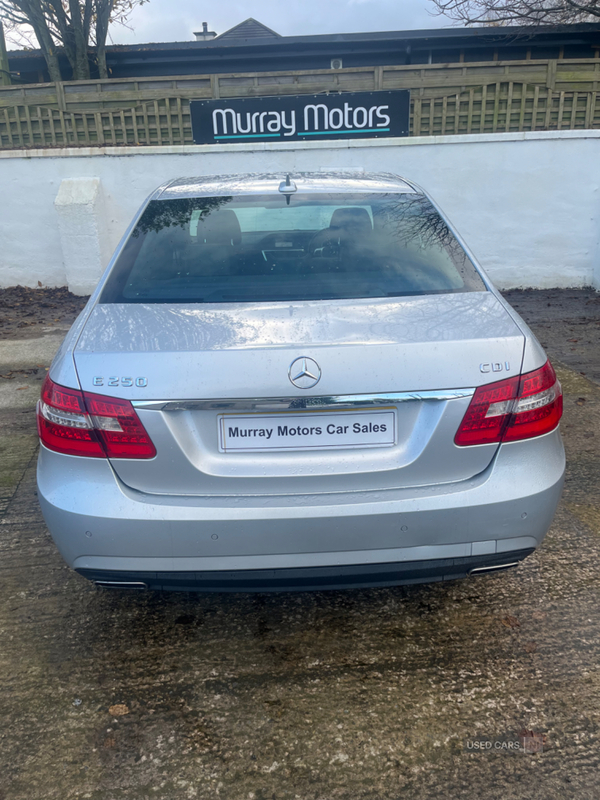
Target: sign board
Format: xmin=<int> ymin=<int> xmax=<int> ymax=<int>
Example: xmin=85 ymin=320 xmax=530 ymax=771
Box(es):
xmin=190 ymin=91 xmax=410 ymax=145
xmin=218 ymin=409 xmax=397 ymax=452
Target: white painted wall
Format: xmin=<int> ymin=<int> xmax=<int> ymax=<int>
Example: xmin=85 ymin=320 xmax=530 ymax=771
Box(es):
xmin=1 ymin=131 xmax=599 ymax=293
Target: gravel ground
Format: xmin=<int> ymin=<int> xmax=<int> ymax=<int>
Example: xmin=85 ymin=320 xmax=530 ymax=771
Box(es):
xmin=0 ymin=286 xmax=88 ymax=340
xmin=0 ymin=287 xmax=598 ymax=800
xmin=503 ymin=289 xmax=600 ymax=384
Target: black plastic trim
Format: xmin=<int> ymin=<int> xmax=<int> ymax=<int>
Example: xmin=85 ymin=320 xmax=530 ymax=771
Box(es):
xmin=78 ymin=548 xmax=535 ymax=593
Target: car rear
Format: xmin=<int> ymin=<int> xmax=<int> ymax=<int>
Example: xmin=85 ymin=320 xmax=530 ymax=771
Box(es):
xmin=36 ymin=173 xmax=565 ymax=591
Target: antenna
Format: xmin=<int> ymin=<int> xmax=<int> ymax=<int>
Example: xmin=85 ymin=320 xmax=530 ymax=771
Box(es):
xmin=278 ymin=174 xmax=297 ymax=205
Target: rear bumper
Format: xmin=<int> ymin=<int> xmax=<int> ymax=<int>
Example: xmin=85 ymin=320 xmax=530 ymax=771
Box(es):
xmin=37 ymin=430 xmax=565 ymax=591
xmin=78 ymin=549 xmax=534 ymax=592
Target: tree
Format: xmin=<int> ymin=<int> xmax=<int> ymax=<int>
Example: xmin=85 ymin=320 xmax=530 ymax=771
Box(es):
xmin=0 ymin=0 xmax=149 ymax=82
xmin=428 ymin=0 xmax=600 ymax=26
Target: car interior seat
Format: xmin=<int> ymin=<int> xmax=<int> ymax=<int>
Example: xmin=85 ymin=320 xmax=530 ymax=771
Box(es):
xmin=309 ymin=207 xmax=373 ymax=256
xmin=189 ymin=209 xmax=242 ymax=276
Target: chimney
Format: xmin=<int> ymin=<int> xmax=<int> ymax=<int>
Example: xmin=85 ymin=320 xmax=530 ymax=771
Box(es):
xmin=194 ymin=22 xmax=217 ymax=41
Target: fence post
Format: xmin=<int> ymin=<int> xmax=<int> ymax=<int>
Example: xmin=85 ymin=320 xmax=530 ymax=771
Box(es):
xmin=55 ymin=81 xmax=67 ymax=111
xmin=546 ymin=60 xmax=557 ymax=91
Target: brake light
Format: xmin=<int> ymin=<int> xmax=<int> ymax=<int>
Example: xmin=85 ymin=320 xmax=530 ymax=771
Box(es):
xmin=455 ymin=360 xmax=562 ymax=446
xmin=37 ymin=375 xmax=156 ymax=459
xmin=503 ymin=361 xmax=563 ymax=443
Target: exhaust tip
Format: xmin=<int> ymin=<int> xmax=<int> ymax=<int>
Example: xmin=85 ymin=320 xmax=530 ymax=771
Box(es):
xmin=469 ymin=561 xmax=519 ymax=576
xmin=94 ymin=580 xmax=148 ymax=590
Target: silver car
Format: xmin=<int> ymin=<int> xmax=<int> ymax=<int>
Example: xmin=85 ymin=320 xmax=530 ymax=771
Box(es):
xmin=36 ymin=172 xmax=565 ymax=592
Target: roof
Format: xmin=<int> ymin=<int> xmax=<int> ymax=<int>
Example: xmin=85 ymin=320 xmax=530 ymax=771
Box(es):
xmin=156 ymin=172 xmax=416 ymax=200
xmin=215 ymin=18 xmax=281 ymax=41
xmin=9 ymin=20 xmax=599 ymax=56
xmin=7 ymin=20 xmax=600 ymax=81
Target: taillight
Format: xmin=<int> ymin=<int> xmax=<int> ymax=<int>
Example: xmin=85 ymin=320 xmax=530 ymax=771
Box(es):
xmin=37 ymin=377 xmax=105 ymax=458
xmin=455 ymin=360 xmax=562 ymax=447
xmin=37 ymin=375 xmax=156 ymax=459
xmin=503 ymin=361 xmax=563 ymax=443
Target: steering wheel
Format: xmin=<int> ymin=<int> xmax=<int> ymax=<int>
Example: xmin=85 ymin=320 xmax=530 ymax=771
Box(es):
xmin=308 ymin=228 xmax=342 ymax=257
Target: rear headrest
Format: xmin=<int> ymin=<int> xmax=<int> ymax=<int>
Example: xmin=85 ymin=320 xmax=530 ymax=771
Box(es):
xmin=197 ymin=209 xmax=242 ymax=245
xmin=329 ymin=207 xmax=372 ymax=233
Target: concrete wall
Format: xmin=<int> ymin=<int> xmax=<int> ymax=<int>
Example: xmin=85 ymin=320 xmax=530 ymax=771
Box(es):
xmin=1 ymin=130 xmax=599 ymax=294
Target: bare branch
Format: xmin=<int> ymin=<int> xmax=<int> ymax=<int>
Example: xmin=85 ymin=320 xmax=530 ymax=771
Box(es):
xmin=1 ymin=0 xmax=149 ymax=80
xmin=428 ymin=0 xmax=600 ymax=25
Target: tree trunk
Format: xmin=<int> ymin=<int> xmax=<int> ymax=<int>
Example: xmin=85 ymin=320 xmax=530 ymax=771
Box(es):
xmin=96 ymin=40 xmax=108 ymax=79
xmin=69 ymin=43 xmax=91 ymax=80
xmin=94 ymin=0 xmax=113 ymax=78
xmin=67 ymin=0 xmax=91 ymax=79
xmin=25 ymin=8 xmax=65 ymax=81
xmin=43 ymin=47 xmax=63 ymax=83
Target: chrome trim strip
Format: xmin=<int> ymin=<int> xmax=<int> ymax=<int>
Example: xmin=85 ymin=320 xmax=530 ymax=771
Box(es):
xmin=469 ymin=562 xmax=519 ymax=574
xmin=132 ymin=389 xmax=475 ymax=412
xmin=94 ymin=581 xmax=148 ymax=590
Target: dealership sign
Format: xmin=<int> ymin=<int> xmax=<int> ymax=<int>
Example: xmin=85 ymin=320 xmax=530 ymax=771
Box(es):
xmin=190 ymin=91 xmax=410 ymax=144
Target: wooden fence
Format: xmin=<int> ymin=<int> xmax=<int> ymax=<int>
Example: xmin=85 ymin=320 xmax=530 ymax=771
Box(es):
xmin=1 ymin=58 xmax=600 ymax=148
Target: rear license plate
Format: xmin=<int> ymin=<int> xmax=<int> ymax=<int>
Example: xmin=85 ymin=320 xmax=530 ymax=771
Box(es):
xmin=218 ymin=409 xmax=396 ymax=453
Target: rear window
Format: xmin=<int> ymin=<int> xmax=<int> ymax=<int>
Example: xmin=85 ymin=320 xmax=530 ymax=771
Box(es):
xmin=100 ymin=193 xmax=485 ymax=304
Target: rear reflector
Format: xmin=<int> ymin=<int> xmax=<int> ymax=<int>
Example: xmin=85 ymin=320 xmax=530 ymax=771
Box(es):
xmin=37 ymin=375 xmax=156 ymax=459
xmin=455 ymin=360 xmax=562 ymax=446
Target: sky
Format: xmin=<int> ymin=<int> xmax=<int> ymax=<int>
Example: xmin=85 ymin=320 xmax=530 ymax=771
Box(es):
xmin=3 ymin=0 xmax=454 ymax=50
xmin=105 ymin=0 xmax=450 ymax=46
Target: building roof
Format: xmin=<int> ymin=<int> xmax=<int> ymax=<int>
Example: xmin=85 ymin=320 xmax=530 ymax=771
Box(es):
xmin=7 ymin=20 xmax=600 ymax=83
xmin=215 ymin=18 xmax=281 ymax=41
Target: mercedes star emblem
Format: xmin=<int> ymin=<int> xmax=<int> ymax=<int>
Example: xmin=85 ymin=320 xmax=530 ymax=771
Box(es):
xmin=288 ymin=356 xmax=322 ymax=389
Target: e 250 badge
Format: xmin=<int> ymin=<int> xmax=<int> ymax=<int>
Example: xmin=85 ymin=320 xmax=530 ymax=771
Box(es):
xmin=93 ymin=376 xmax=148 ymax=387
